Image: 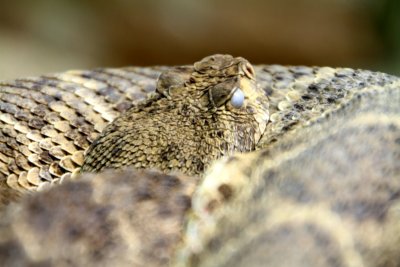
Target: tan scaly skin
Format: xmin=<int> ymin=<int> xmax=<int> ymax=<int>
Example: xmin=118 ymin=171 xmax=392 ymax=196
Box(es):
xmin=0 ymin=54 xmax=269 ymax=202
xmin=0 ymin=54 xmax=400 ymax=266
xmin=81 ymin=55 xmax=269 ymax=175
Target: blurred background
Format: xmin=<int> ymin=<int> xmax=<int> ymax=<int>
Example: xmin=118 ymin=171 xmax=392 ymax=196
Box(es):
xmin=0 ymin=0 xmax=399 ymax=80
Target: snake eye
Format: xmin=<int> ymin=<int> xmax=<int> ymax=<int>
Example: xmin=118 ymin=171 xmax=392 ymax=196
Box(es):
xmin=230 ymin=87 xmax=245 ymax=108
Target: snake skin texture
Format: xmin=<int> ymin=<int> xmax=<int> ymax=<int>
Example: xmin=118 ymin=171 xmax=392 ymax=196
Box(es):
xmin=0 ymin=66 xmax=160 ymax=194
xmin=0 ymin=55 xmax=400 ymax=266
xmin=81 ymin=55 xmax=269 ymax=175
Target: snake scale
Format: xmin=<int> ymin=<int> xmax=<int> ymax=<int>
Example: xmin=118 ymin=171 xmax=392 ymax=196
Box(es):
xmin=0 ymin=54 xmax=400 ymax=266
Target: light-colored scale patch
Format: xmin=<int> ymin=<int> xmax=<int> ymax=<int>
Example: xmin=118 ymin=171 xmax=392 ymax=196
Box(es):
xmin=265 ymin=66 xmax=337 ymax=135
xmin=256 ymin=66 xmax=398 ymax=148
xmin=54 ymin=73 xmax=117 ymax=126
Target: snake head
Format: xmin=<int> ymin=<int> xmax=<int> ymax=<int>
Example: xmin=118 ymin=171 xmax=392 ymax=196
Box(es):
xmin=83 ymin=54 xmax=269 ymax=175
xmin=191 ymin=54 xmax=270 ymax=146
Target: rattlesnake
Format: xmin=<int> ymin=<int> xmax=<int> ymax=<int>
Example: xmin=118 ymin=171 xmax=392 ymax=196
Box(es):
xmin=0 ymin=54 xmax=400 ymax=266
xmin=81 ymin=55 xmax=269 ymax=175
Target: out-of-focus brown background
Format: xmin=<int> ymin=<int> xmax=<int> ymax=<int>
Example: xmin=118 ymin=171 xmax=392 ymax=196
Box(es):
xmin=0 ymin=0 xmax=399 ymax=80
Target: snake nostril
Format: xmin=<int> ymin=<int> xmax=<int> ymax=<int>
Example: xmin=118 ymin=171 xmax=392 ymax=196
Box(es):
xmin=247 ymin=66 xmax=254 ymax=76
xmin=244 ymin=63 xmax=255 ymax=79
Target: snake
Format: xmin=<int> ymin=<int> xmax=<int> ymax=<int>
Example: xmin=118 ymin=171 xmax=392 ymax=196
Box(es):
xmin=0 ymin=54 xmax=400 ymax=266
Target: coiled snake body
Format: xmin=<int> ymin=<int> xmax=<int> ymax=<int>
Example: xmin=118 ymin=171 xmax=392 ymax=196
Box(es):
xmin=0 ymin=55 xmax=400 ymax=266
